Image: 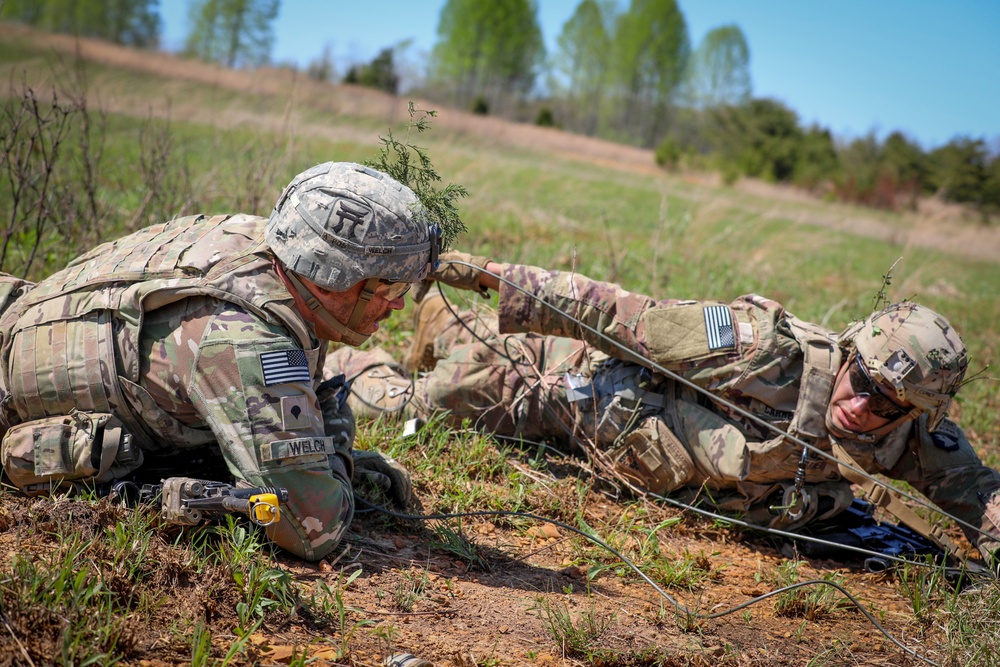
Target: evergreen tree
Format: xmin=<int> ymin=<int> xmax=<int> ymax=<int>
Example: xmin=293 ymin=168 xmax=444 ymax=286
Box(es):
xmin=343 ymin=48 xmax=400 ymax=95
xmin=928 ymin=137 xmax=991 ymax=217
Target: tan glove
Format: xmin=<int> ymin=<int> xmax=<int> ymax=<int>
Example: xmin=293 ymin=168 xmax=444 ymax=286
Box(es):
xmin=429 ymin=251 xmax=492 ymax=296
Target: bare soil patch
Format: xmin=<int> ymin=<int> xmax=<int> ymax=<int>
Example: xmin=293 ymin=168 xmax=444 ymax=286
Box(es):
xmin=0 ymin=477 xmax=962 ymax=667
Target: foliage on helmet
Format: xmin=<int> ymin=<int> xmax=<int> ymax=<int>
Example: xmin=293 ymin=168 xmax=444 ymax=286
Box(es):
xmin=265 ymin=161 xmax=441 ymax=291
xmin=841 ymin=302 xmax=967 ymax=431
xmin=364 ymin=103 xmax=468 ymax=249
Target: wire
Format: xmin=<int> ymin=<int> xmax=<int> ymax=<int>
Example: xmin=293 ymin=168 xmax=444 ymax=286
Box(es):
xmin=354 ymin=497 xmax=943 ymax=667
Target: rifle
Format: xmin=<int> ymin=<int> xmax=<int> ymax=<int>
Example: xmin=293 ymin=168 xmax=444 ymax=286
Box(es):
xmin=108 ymin=477 xmax=289 ymax=527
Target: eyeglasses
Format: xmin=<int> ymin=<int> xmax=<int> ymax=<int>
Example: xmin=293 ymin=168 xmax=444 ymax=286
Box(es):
xmin=848 ymin=354 xmax=912 ymax=420
xmin=374 ymin=279 xmax=412 ymax=300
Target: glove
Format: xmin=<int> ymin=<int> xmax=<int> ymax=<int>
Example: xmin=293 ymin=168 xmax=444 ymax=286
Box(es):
xmin=352 ymin=450 xmax=412 ymax=508
xmin=429 ymin=251 xmax=492 ymax=296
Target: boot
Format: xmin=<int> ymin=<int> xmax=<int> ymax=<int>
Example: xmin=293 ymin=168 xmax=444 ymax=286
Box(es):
xmin=325 ymin=347 xmax=412 ymax=419
xmin=405 ymin=285 xmax=452 ymax=374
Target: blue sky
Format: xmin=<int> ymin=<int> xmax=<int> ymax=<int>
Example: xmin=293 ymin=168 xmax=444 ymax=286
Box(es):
xmin=159 ymin=1 xmax=999 ymax=151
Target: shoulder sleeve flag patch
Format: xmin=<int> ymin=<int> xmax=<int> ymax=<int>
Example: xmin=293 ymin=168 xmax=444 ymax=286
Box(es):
xmin=260 ymin=349 xmax=311 ymax=386
xmin=704 ymin=305 xmax=736 ymax=351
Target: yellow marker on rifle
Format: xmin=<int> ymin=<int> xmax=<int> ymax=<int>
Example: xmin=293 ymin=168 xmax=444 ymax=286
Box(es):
xmin=248 ymin=493 xmax=282 ymax=526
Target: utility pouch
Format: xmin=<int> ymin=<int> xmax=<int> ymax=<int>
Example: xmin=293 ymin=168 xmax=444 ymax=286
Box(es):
xmin=608 ymin=415 xmax=697 ymax=495
xmin=1 ymin=412 xmax=141 ymax=495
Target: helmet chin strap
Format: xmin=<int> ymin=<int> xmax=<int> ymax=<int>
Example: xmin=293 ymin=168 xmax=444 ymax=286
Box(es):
xmin=277 ymin=262 xmax=375 ymax=346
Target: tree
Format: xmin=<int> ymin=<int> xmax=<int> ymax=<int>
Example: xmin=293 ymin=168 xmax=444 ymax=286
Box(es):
xmin=430 ymin=0 xmax=545 ymax=113
xmin=793 ymin=126 xmax=838 ymax=191
xmin=1 ymin=0 xmax=161 ymax=47
xmin=684 ymin=24 xmax=751 ymax=109
xmin=306 ymin=43 xmax=336 ymax=83
xmin=710 ymin=98 xmax=803 ymax=183
xmin=879 ymin=132 xmax=927 ymax=210
xmin=343 ymin=48 xmax=400 ymax=95
xmin=553 ymin=0 xmax=613 ymax=135
xmin=184 ymin=0 xmax=280 ymax=69
xmin=928 ymin=137 xmax=992 ymax=219
xmin=608 ymin=0 xmax=690 ymax=146
xmin=985 ymin=150 xmax=1000 ymax=223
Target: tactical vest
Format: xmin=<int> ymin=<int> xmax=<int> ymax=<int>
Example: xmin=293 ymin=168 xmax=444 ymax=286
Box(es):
xmin=0 ymin=214 xmax=315 ymax=491
xmin=586 ymin=297 xmax=858 ymax=529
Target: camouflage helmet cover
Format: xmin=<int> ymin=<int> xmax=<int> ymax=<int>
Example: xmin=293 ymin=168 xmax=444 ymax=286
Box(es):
xmin=265 ymin=162 xmax=441 ymax=291
xmin=840 ymin=302 xmax=968 ymax=431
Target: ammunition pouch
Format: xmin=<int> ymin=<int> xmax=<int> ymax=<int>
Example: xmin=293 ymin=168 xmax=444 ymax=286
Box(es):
xmin=1 ymin=412 xmax=142 ymax=495
xmin=568 ymin=359 xmax=666 ymax=447
xmin=608 ymin=415 xmax=697 ymax=495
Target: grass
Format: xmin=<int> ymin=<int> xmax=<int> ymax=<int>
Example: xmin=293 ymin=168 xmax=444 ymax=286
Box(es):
xmin=2 ymin=29 xmax=1000 ymax=666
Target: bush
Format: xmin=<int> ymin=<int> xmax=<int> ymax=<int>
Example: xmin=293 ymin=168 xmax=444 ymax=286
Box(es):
xmin=654 ymin=138 xmax=681 ymax=170
xmin=534 ymin=107 xmax=556 ymax=128
xmin=471 ymin=96 xmax=489 ymax=116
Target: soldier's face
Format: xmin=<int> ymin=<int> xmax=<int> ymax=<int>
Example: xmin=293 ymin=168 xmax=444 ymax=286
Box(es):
xmin=311 ymin=279 xmax=407 ymax=341
xmin=828 ymin=358 xmax=910 ymax=433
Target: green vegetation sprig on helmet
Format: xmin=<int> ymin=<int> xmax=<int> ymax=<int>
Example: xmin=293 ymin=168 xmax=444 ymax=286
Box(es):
xmin=266 ymin=161 xmax=443 ymax=345
xmin=838 ymin=302 xmax=968 ymax=434
xmin=364 ymin=102 xmax=468 ymax=250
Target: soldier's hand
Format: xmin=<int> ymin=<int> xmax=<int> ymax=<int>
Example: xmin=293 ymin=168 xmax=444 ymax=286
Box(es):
xmin=351 ymin=450 xmax=412 ymax=508
xmin=429 ymin=251 xmax=492 ymax=296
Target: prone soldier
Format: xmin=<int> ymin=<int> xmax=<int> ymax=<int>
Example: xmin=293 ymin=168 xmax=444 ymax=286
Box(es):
xmin=331 ymin=252 xmax=1000 ymax=567
xmin=0 ymin=162 xmax=440 ymax=561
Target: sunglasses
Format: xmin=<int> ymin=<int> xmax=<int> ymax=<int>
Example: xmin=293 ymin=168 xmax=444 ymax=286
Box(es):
xmin=374 ymin=280 xmax=412 ymax=300
xmin=848 ymin=354 xmax=911 ymax=420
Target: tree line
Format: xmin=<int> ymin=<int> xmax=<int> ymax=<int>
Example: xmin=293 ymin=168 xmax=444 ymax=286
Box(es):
xmin=3 ymin=0 xmax=998 ymax=220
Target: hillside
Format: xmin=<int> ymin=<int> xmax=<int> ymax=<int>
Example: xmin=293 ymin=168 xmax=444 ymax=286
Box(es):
xmin=3 ymin=21 xmax=998 ymax=265
xmin=2 ymin=21 xmax=999 ymax=667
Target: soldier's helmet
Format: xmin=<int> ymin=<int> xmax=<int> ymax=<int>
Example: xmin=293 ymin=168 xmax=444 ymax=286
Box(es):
xmin=265 ymin=162 xmax=441 ymax=291
xmin=840 ymin=302 xmax=967 ymax=431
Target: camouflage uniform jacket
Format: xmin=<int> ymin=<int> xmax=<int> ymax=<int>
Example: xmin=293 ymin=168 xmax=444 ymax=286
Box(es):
xmin=497 ymin=264 xmax=1000 ymax=558
xmin=0 ymin=214 xmax=355 ymax=561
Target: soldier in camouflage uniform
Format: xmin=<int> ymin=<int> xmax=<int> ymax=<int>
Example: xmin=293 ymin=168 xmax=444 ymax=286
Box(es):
xmin=0 ymin=162 xmax=442 ymax=562
xmin=331 ymin=252 xmax=1000 ymax=565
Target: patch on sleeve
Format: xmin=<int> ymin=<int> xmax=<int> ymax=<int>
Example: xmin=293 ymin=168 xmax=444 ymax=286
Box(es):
xmin=260 ymin=436 xmax=333 ymax=463
xmin=930 ymin=419 xmax=961 ymax=452
xmin=280 ymin=394 xmax=313 ymax=431
xmin=704 ymin=305 xmax=735 ymax=351
xmin=260 ymin=349 xmax=311 ymax=386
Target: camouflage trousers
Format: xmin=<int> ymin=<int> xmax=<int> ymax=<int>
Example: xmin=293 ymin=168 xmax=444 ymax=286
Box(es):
xmin=328 ymin=302 xmax=710 ymax=499
xmin=329 ymin=305 xmax=589 ymax=444
xmin=327 ymin=302 xmax=855 ymax=530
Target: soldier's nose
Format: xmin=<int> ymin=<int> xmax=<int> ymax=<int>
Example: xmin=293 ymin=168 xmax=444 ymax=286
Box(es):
xmin=850 ymin=394 xmax=872 ymax=413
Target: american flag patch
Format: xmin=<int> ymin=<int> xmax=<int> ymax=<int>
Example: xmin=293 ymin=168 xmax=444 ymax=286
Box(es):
xmin=704 ymin=305 xmax=735 ymax=351
xmin=260 ymin=349 xmax=311 ymax=386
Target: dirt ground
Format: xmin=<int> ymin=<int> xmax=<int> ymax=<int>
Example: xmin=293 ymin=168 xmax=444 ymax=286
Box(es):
xmin=0 ymin=470 xmax=970 ymax=667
